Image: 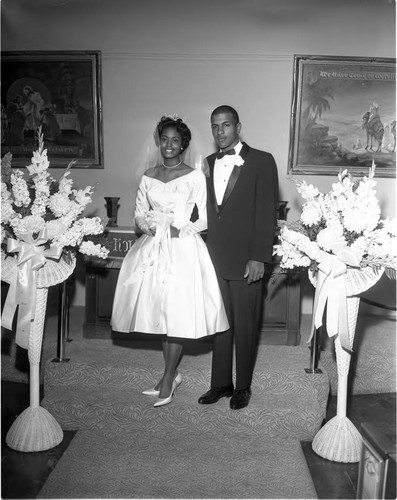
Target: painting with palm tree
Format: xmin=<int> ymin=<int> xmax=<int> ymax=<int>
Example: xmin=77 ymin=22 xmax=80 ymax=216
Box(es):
xmin=288 ymin=55 xmax=395 ymax=177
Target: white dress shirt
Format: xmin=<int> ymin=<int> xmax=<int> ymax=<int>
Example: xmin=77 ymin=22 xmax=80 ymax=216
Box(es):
xmin=214 ymin=141 xmax=243 ymax=205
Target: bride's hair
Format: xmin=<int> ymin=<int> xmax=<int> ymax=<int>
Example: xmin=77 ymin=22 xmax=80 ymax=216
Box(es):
xmin=156 ymin=116 xmax=192 ymax=151
xmin=131 ymin=114 xmax=205 ymax=188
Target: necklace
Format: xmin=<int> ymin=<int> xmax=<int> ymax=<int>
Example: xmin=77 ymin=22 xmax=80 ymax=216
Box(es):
xmin=162 ymin=159 xmax=182 ymax=169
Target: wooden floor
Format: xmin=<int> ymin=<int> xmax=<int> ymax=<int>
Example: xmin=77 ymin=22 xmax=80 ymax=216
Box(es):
xmin=302 ymin=392 xmax=396 ymax=499
xmin=1 ymin=379 xmax=395 ymax=499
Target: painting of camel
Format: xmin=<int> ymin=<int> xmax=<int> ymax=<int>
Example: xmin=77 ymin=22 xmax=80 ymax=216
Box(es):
xmin=288 ymin=55 xmax=396 ymax=177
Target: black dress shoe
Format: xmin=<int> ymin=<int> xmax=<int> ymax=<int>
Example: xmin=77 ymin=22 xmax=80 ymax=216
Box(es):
xmin=198 ymin=385 xmax=234 ymax=404
xmin=230 ymin=388 xmax=251 ymax=410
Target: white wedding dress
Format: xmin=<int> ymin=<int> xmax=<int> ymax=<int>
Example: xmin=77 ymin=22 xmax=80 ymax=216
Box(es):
xmin=111 ymin=169 xmax=229 ymax=339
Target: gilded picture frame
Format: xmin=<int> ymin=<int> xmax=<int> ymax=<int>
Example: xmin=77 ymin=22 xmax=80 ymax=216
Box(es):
xmin=288 ymin=55 xmax=396 ymax=177
xmin=1 ymin=50 xmax=103 ymax=168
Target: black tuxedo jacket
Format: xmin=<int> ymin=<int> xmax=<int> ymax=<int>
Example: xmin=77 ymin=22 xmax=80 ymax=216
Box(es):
xmin=205 ymin=142 xmax=278 ymax=280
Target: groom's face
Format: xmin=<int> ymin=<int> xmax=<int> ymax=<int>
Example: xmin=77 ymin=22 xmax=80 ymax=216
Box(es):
xmin=211 ymin=112 xmax=241 ymax=151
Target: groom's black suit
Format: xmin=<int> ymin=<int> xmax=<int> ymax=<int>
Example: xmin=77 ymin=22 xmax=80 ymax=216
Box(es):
xmin=205 ymin=142 xmax=278 ymax=390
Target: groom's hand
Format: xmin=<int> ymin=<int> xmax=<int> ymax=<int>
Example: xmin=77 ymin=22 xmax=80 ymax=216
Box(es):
xmin=244 ymin=260 xmax=264 ymax=284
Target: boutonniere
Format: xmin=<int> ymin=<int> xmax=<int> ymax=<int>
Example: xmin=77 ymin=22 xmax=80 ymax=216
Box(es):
xmin=234 ymin=155 xmax=245 ymax=167
xmin=223 ymin=153 xmax=245 ymax=168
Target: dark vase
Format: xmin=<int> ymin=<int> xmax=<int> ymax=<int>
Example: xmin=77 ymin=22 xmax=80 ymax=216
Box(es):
xmin=104 ymin=197 xmax=120 ymax=227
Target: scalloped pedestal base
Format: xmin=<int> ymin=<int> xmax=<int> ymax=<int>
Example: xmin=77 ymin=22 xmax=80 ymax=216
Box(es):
xmin=6 ymin=405 xmax=63 ymax=452
xmin=312 ymin=415 xmax=362 ymax=463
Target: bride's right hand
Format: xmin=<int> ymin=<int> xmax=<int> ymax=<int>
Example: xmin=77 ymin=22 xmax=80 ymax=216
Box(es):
xmin=136 ymin=215 xmax=156 ymax=236
xmin=145 ymin=225 xmax=156 ymax=236
xmin=140 ymin=222 xmax=156 ymax=236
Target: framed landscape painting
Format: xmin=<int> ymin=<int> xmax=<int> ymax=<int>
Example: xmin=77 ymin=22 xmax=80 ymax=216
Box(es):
xmin=1 ymin=50 xmax=103 ymax=168
xmin=288 ymin=55 xmax=396 ymax=177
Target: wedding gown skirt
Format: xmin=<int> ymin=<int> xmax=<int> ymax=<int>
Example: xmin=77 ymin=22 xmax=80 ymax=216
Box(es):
xmin=111 ymin=232 xmax=228 ymax=338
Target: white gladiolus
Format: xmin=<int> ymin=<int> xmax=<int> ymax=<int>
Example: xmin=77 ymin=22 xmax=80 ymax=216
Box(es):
xmin=11 ymin=171 xmax=30 ymax=207
xmin=1 ymin=126 xmax=108 ymax=261
xmin=297 ymin=180 xmax=320 ymax=200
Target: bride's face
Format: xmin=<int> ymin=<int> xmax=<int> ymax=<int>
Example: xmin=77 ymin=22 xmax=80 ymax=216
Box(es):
xmin=160 ymin=127 xmax=182 ymax=160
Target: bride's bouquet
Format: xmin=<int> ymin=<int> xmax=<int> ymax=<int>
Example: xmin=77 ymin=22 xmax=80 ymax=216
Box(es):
xmin=1 ymin=127 xmax=109 ymax=261
xmin=273 ymin=163 xmax=397 ymax=277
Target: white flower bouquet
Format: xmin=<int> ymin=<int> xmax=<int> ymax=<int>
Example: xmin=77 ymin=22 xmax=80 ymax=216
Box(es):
xmin=273 ymin=163 xmax=397 ymax=277
xmin=1 ymin=126 xmax=110 ymax=351
xmin=1 ymin=127 xmax=109 ymax=260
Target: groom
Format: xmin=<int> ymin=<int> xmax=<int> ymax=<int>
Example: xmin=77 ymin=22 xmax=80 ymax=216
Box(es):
xmin=198 ymin=105 xmax=279 ymax=410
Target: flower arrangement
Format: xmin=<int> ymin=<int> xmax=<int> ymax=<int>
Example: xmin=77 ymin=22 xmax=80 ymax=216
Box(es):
xmin=1 ymin=127 xmax=109 ymax=260
xmin=273 ymin=163 xmax=396 ymax=277
xmin=0 ymin=128 xmax=111 ymax=452
xmin=274 ymin=164 xmax=396 ymax=464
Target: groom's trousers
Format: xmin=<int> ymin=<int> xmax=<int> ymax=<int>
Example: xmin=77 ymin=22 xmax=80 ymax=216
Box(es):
xmin=210 ymin=276 xmax=263 ymax=391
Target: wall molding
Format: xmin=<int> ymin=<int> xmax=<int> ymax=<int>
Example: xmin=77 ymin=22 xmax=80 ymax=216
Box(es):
xmin=103 ymin=51 xmax=292 ymax=63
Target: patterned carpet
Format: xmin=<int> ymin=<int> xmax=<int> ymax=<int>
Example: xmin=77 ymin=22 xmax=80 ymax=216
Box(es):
xmin=40 ymin=335 xmax=329 ymax=439
xmin=37 ymin=318 xmax=326 ymax=499
xmin=316 ymin=313 xmax=396 ymax=395
xmin=37 ymin=429 xmax=317 ymax=499
xmin=1 ymin=299 xmax=395 ymax=499
xmin=1 ymin=303 xmax=327 ymax=499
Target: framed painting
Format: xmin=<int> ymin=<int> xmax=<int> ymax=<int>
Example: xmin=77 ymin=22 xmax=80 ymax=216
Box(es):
xmin=1 ymin=50 xmax=103 ymax=168
xmin=288 ymin=55 xmax=396 ymax=177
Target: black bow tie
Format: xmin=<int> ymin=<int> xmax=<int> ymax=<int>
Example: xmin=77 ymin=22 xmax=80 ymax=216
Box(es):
xmin=216 ymin=148 xmax=236 ymax=160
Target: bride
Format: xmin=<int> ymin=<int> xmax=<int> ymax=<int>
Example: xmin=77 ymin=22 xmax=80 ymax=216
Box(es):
xmin=111 ymin=114 xmax=229 ymax=407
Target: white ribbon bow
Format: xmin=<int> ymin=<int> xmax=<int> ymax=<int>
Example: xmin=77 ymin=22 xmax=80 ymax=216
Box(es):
xmin=309 ymin=254 xmax=352 ymax=351
xmin=2 ymin=230 xmax=62 ymax=349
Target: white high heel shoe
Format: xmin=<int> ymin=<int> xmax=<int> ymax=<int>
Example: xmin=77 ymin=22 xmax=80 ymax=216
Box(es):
xmin=142 ymin=372 xmax=182 ymax=396
xmin=153 ymin=378 xmax=178 ymax=408
xmin=142 ymin=387 xmax=160 ymax=396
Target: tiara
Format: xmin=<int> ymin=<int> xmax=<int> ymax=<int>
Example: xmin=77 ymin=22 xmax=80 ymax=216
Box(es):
xmin=162 ymin=113 xmax=187 ymax=124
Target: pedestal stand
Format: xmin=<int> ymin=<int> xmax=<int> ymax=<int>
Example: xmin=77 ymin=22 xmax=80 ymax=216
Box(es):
xmin=310 ymin=266 xmax=383 ymax=463
xmin=1 ymin=252 xmax=75 ymax=452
